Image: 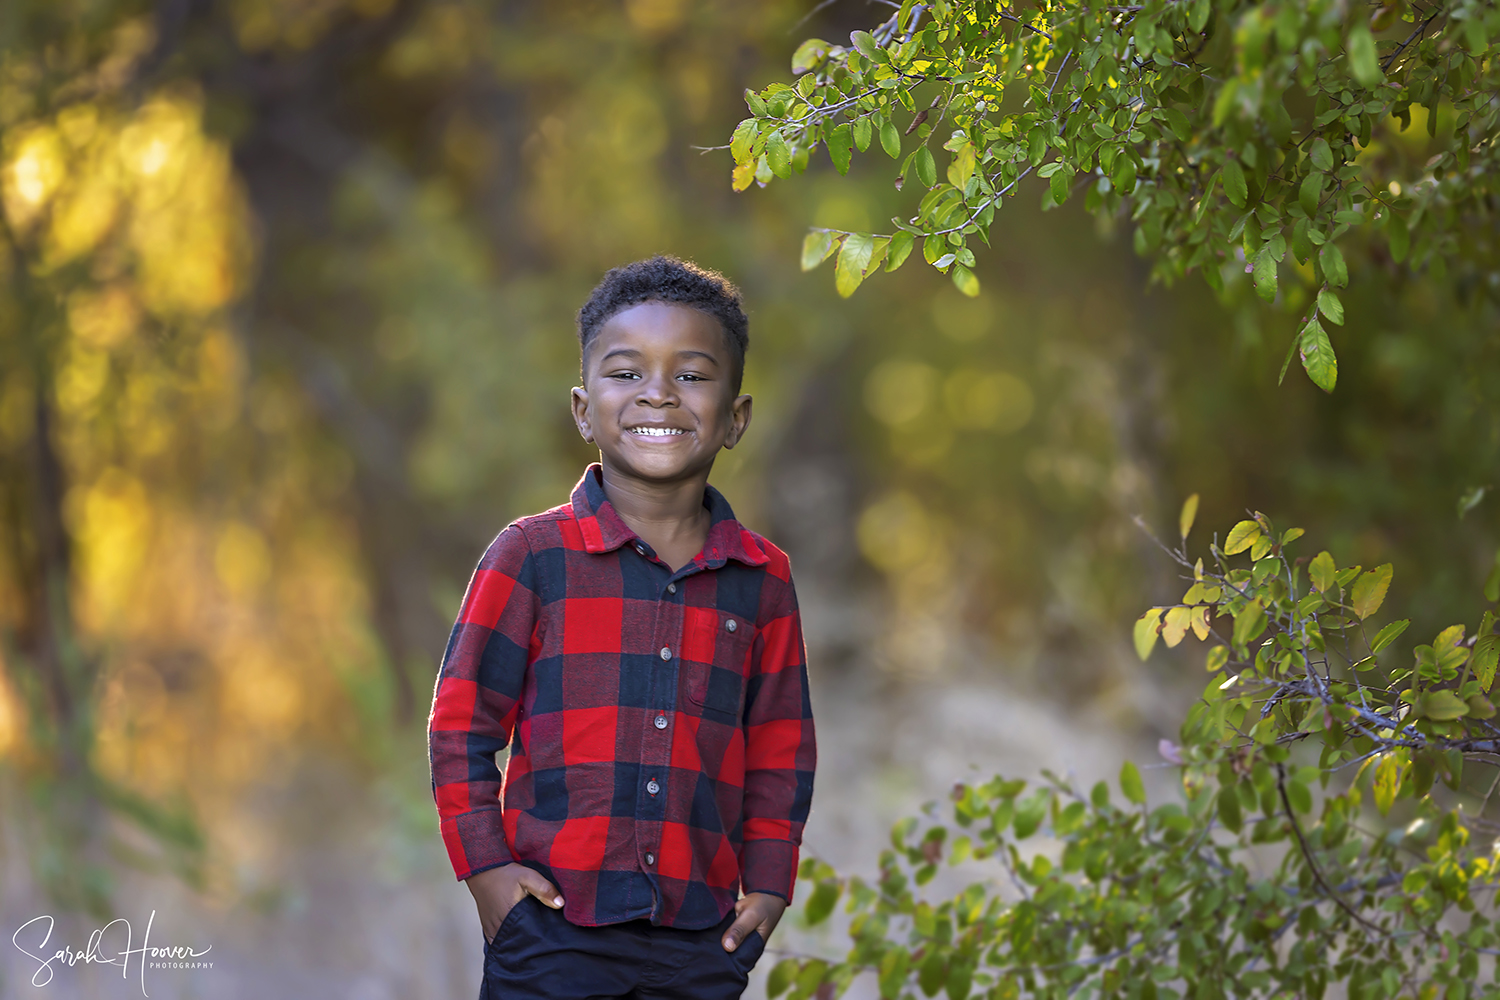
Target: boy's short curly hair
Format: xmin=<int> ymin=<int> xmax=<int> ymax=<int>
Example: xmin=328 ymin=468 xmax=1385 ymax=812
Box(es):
xmin=577 ymin=255 xmax=749 ymax=392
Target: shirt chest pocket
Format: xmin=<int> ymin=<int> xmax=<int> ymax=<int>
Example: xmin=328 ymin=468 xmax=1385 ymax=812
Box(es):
xmin=681 ymin=611 xmax=756 ymax=720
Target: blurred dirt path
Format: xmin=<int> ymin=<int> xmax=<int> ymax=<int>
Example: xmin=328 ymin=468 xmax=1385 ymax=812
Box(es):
xmin=1 ymin=659 xmax=1165 ymax=1000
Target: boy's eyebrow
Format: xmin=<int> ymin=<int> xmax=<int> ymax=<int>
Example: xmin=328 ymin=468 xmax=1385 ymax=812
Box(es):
xmin=598 ymin=347 xmax=723 ymax=365
xmin=599 ymin=348 xmax=644 ymax=363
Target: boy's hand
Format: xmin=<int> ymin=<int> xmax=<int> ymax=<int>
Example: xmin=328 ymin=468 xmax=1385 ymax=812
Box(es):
xmin=722 ymin=892 xmax=787 ymax=952
xmin=465 ymin=864 xmax=564 ymax=943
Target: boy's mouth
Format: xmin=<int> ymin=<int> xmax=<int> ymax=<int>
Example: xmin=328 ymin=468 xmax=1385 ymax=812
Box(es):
xmin=626 ymin=426 xmax=688 ymax=437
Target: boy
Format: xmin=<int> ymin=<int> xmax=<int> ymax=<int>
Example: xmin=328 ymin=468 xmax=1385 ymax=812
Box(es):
xmin=427 ymin=256 xmax=817 ymax=999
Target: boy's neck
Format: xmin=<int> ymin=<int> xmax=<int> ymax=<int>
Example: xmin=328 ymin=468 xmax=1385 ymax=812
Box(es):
xmin=598 ymin=463 xmax=713 ymax=570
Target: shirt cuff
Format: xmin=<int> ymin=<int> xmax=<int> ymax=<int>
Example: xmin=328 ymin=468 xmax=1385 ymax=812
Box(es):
xmin=740 ymin=838 xmax=800 ymax=903
xmin=441 ymin=808 xmax=515 ymax=881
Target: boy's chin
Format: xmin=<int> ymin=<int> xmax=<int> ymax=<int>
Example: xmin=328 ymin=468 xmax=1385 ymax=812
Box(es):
xmin=600 ymin=452 xmax=717 ymax=484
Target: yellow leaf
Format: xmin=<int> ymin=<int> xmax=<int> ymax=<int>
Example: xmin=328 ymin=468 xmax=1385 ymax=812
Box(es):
xmin=1179 ymin=493 xmax=1199 ymax=539
xmin=1223 ymin=520 xmax=1260 ymax=556
xmin=1373 ymin=753 xmax=1401 ymax=816
xmin=1309 ymin=551 xmax=1336 ymax=593
xmin=1205 ymin=645 xmax=1229 ymax=672
xmin=1350 ymin=563 xmax=1393 ymax=620
xmin=1191 ymin=605 xmax=1211 ymax=641
xmin=731 ymin=162 xmax=756 ymax=192
xmin=1249 ymin=534 xmax=1273 ymax=561
xmin=1162 ymin=606 xmax=1193 ymax=648
xmin=1134 ymin=609 xmax=1164 ymax=661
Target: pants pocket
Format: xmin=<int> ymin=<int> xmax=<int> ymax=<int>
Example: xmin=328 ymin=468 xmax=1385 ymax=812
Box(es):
xmin=729 ymin=928 xmax=766 ymax=974
xmin=485 ymin=894 xmax=532 ymax=955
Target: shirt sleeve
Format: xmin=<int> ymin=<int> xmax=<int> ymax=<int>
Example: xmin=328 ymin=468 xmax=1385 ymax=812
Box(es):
xmin=428 ymin=523 xmax=537 ymax=881
xmin=739 ymin=570 xmax=817 ymax=902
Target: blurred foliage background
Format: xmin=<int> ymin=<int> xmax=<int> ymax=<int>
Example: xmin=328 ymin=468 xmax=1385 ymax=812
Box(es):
xmin=0 ymin=0 xmax=1496 ymax=985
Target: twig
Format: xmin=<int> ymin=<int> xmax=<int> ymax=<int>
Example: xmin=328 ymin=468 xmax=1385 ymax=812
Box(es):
xmin=787 ymin=0 xmax=841 ymax=34
xmin=1276 ymin=764 xmax=1384 ymax=934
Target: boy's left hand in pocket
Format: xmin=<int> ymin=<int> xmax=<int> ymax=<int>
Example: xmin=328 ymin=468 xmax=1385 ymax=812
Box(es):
xmin=722 ymin=892 xmax=787 ymax=952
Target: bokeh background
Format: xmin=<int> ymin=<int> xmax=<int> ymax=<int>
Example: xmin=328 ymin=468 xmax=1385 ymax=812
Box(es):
xmin=1 ymin=1 xmax=1497 ymax=996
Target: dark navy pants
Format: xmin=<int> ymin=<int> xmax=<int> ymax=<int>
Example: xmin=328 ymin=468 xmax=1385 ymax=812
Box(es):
xmin=478 ymin=896 xmax=766 ymax=1000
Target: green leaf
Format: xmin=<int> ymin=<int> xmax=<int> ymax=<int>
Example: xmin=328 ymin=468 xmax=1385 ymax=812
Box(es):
xmin=885 ymin=230 xmax=914 ymax=272
xmin=1347 ymin=23 xmax=1384 ymax=88
xmin=1370 ymin=619 xmax=1410 ymax=653
xmin=826 ymin=123 xmax=853 ymax=174
xmin=1224 ymin=520 xmax=1261 ymax=556
xmin=1286 ymin=779 xmax=1313 ymax=815
xmin=1206 ymin=645 xmax=1229 ymax=673
xmin=1388 ymin=212 xmax=1410 ymax=262
xmin=1319 ymin=242 xmax=1348 ymax=288
xmin=1120 ymin=760 xmax=1146 ymax=805
xmin=1317 ymin=288 xmax=1344 ymax=326
xmin=801 ymin=231 xmax=836 ymax=272
xmin=1472 ymin=632 xmax=1499 ymax=692
xmin=766 ymin=130 xmax=792 ymax=179
xmin=951 ymin=264 xmax=980 ymax=297
xmin=790 ymin=37 xmax=831 ymax=74
xmin=1350 ymin=564 xmax=1393 ymax=620
xmin=1253 ymin=246 xmax=1278 ymax=302
xmin=1233 ymin=600 xmax=1266 ymax=648
xmin=1135 ymin=608 xmax=1164 ymax=661
xmin=850 ymin=29 xmax=880 ymax=61
xmin=1221 ymin=159 xmax=1247 ymax=208
xmin=1111 ymin=154 xmax=1137 ymax=196
xmin=915 ymin=146 xmax=937 ymax=188
xmin=1309 ymin=137 xmax=1334 ymax=173
xmin=1299 ymin=317 xmax=1337 ymax=393
xmin=1163 ymin=107 xmax=1192 ymax=142
xmin=1310 ymin=551 xmax=1336 ymax=593
xmin=879 ymin=947 xmax=911 ymax=999
xmin=766 ymin=958 xmax=799 ymax=998
xmin=835 ymin=233 xmax=875 ymax=297
xmin=744 ymin=89 xmax=767 ymax=116
xmin=880 ymin=119 xmax=901 ymax=159
xmin=1417 ymin=689 xmax=1470 ymax=721
xmin=1179 ymin=493 xmax=1200 ymax=539
xmin=1217 ymin=786 xmax=1243 ymax=831
xmin=853 ymin=117 xmax=872 ymax=152
xmin=1299 ymin=171 xmax=1324 ymax=217
xmin=730 ymin=118 xmax=758 ymax=164
xmin=804 ymin=878 xmax=841 ymax=925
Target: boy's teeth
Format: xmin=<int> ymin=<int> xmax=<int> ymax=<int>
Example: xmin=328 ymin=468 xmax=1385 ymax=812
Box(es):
xmin=631 ymin=427 xmax=684 ymax=436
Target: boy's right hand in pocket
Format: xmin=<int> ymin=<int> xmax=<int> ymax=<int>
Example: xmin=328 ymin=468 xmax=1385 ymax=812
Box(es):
xmin=465 ymin=864 xmax=565 ymax=943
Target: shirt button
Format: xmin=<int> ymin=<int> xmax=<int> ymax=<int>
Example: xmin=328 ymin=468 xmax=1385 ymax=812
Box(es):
xmin=660 ymin=647 xmax=671 ymax=660
xmin=644 ymin=852 xmax=655 ymax=866
xmin=667 ymin=583 xmax=676 ymax=594
xmin=646 ymin=779 xmax=660 ymax=795
xmin=725 ymin=619 xmax=737 ymax=632
xmin=654 ymin=715 xmax=668 ymax=730
xmin=635 ymin=544 xmax=645 ymax=555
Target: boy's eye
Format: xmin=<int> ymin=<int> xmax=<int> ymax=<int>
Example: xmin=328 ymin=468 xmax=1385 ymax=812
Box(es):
xmin=677 ymin=373 xmax=705 ymax=382
xmin=609 ymin=371 xmax=641 ymax=380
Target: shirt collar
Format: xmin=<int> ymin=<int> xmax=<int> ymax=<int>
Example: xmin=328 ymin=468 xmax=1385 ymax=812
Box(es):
xmin=569 ymin=463 xmax=769 ymax=568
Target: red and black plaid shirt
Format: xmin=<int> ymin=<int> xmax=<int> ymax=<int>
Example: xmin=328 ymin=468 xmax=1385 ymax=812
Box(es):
xmin=427 ymin=464 xmax=816 ymax=929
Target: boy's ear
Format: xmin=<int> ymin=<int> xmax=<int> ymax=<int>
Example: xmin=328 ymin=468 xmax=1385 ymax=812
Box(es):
xmin=571 ymin=386 xmax=594 ymax=443
xmin=723 ymin=393 xmax=752 ymax=450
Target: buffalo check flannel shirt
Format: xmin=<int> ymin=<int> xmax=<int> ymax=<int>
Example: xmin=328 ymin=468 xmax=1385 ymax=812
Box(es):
xmin=427 ymin=464 xmax=816 ymax=929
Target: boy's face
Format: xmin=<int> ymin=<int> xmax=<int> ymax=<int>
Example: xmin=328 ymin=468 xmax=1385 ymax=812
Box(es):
xmin=571 ymin=301 xmax=752 ymax=486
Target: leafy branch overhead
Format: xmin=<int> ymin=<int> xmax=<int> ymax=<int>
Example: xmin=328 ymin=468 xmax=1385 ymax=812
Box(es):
xmin=730 ymin=0 xmax=1500 ymax=392
xmin=765 ymin=502 xmax=1500 ymax=1000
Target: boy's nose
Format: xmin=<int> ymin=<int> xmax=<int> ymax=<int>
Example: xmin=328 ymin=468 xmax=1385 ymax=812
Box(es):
xmin=636 ymin=374 xmax=678 ymax=406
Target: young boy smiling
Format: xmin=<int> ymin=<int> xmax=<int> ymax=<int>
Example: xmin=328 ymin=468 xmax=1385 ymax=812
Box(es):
xmin=428 ymin=257 xmax=817 ymax=999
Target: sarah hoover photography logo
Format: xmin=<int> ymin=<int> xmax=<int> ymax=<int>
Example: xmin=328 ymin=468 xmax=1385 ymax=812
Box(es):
xmin=11 ymin=908 xmax=213 ymax=997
